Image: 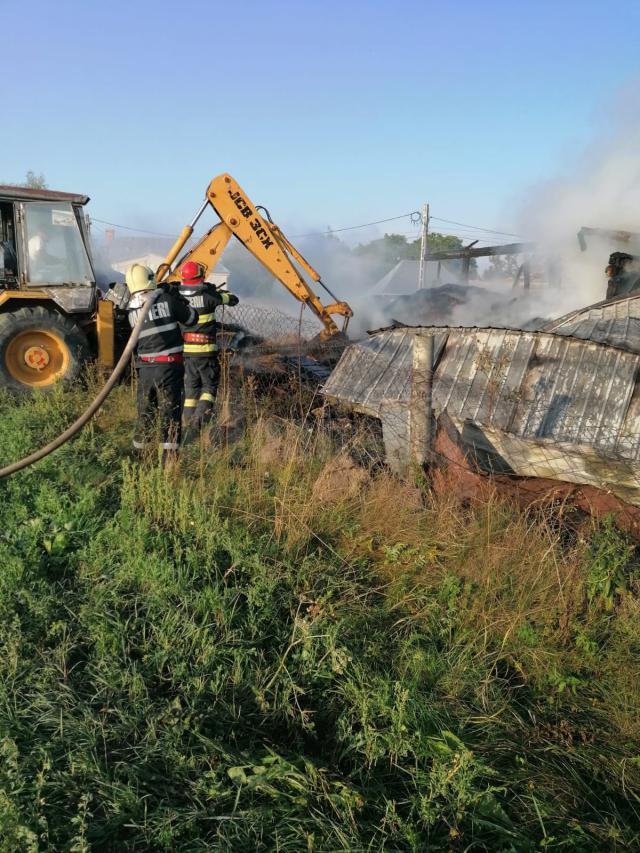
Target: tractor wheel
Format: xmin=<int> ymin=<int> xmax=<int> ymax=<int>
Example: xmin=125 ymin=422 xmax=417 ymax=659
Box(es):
xmin=0 ymin=306 xmax=89 ymax=392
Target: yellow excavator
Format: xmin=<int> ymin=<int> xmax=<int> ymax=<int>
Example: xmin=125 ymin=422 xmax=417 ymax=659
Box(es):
xmin=0 ymin=174 xmax=352 ymax=391
xmin=156 ymin=173 xmax=352 ymax=339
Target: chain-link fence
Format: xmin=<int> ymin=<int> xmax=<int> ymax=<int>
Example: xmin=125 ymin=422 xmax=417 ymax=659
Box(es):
xmin=218 ymin=302 xmax=322 ymax=346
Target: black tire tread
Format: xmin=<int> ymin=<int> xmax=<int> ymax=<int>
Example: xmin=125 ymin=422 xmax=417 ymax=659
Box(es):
xmin=0 ymin=305 xmax=89 ymax=392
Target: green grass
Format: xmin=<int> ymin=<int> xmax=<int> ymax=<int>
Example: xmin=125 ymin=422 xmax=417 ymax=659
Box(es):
xmin=0 ymin=383 xmax=639 ymax=850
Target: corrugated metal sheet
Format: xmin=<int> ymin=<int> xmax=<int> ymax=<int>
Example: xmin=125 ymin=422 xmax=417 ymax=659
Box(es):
xmin=323 ymin=291 xmax=640 ymax=503
xmin=545 ymin=293 xmax=640 ymax=352
xmin=323 ymin=327 xmax=448 ymax=414
xmin=325 ymin=326 xmax=640 ymax=459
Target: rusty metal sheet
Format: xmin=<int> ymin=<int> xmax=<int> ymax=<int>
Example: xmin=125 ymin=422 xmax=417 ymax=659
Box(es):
xmin=324 ymin=324 xmax=640 ymax=491
xmin=0 ymin=185 xmax=90 ymax=205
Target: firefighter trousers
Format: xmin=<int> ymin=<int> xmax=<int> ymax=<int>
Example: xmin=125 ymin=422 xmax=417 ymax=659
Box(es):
xmin=134 ymin=361 xmax=184 ymax=453
xmin=183 ymin=355 xmax=221 ymax=427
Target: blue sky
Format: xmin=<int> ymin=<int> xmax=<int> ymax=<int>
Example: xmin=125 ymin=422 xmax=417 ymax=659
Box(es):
xmin=2 ymin=0 xmax=639 ymax=244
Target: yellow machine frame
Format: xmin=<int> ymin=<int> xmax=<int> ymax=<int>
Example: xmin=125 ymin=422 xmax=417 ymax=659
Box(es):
xmin=155 ymin=174 xmax=352 ymax=340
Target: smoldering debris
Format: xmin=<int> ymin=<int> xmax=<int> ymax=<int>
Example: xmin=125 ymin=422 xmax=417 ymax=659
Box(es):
xmin=373 ymin=283 xmax=553 ymax=331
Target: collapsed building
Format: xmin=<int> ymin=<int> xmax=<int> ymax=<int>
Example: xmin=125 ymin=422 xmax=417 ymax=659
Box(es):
xmin=369 ymin=230 xmax=640 ymax=331
xmin=366 ymin=241 xmax=557 ymax=331
xmin=322 ymin=292 xmax=640 ymax=534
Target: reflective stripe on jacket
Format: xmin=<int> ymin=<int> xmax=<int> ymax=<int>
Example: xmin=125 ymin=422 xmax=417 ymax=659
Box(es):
xmin=179 ymin=283 xmax=238 ymax=357
xmin=128 ymin=286 xmax=197 ymax=360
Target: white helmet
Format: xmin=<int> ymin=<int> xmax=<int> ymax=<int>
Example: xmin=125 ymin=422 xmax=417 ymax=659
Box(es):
xmin=126 ymin=264 xmax=156 ymax=294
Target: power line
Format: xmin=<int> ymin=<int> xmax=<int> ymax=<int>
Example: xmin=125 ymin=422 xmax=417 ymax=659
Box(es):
xmin=289 ymin=212 xmax=421 ymax=238
xmin=90 ymin=211 xmax=422 ymax=242
xmin=430 ymin=215 xmax=522 ymax=239
xmin=288 ymin=214 xmax=523 ymax=242
xmin=90 ymin=210 xmax=524 ymax=244
xmin=90 ymin=217 xmax=176 ymax=238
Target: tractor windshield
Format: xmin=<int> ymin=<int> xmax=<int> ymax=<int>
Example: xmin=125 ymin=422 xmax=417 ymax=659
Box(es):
xmin=24 ymin=202 xmax=93 ymax=286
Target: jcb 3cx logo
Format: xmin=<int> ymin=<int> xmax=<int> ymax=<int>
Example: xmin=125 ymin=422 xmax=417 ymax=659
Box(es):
xmin=228 ymin=190 xmax=274 ymax=250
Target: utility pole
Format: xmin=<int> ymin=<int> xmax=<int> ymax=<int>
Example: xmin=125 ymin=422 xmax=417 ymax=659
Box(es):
xmin=418 ymin=202 xmax=430 ymax=289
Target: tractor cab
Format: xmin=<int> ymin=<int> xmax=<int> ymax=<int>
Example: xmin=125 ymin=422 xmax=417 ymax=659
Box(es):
xmin=0 ymin=186 xmax=108 ymax=390
xmin=0 ymin=186 xmax=96 ymax=313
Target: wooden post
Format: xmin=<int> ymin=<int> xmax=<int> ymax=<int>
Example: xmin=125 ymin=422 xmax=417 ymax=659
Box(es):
xmin=461 ymin=253 xmax=471 ymax=284
xmin=410 ymin=334 xmax=434 ymax=466
xmin=512 ymin=263 xmax=524 ymax=290
xmin=424 ymin=334 xmax=434 ymax=454
xmin=547 ymin=257 xmax=561 ymax=288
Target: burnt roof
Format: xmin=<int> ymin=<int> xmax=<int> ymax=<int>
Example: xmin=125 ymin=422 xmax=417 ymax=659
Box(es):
xmin=0 ymin=185 xmax=90 ymax=205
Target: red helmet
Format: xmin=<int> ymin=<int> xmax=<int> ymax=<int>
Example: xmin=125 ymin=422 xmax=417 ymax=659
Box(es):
xmin=181 ymin=260 xmax=206 ymax=284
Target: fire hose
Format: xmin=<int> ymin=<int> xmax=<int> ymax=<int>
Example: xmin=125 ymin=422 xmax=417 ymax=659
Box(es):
xmin=0 ymin=292 xmax=159 ymax=479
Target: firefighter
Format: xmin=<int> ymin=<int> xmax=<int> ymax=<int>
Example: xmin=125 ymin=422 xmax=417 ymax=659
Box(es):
xmin=178 ymin=260 xmax=239 ymax=430
xmin=606 ymin=252 xmax=640 ymax=300
xmin=125 ymin=263 xmax=198 ymax=463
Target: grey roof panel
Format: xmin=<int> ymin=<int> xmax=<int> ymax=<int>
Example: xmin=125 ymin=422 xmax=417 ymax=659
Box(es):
xmin=324 ymin=325 xmax=640 ymax=460
xmin=545 ymin=294 xmax=640 ymax=352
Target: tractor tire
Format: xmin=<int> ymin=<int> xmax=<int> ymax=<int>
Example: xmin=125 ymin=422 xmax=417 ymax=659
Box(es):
xmin=0 ymin=306 xmax=89 ymax=392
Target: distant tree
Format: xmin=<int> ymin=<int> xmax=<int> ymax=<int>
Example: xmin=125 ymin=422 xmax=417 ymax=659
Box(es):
xmin=420 ymin=233 xmax=478 ymax=276
xmin=1 ymin=171 xmax=49 ymax=189
xmin=405 ymin=232 xmax=469 ymax=258
xmin=354 ymin=232 xmax=476 ymax=280
xmin=483 ymin=253 xmax=520 ymax=281
xmin=23 ymin=171 xmax=48 ymax=189
xmin=353 ymin=233 xmax=417 ymax=279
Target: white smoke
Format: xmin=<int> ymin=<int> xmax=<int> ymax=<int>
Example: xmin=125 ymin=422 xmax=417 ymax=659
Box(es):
xmin=313 ymin=85 xmax=640 ymax=336
xmin=93 ymin=89 xmax=640 ymax=339
xmin=386 ymin=84 xmax=640 ymax=332
xmin=515 ymin=83 xmax=640 ymax=313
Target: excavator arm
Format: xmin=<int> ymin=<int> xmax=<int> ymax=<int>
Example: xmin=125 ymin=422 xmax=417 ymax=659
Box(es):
xmin=156 ymin=174 xmax=352 ymax=339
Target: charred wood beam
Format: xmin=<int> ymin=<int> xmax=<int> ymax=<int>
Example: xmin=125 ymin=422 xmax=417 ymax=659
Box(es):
xmin=512 ymin=263 xmax=524 ymax=290
xmin=461 ymin=255 xmax=471 ymax=283
xmin=578 ymin=226 xmax=640 ymax=252
xmin=425 ymin=242 xmax=536 ymax=261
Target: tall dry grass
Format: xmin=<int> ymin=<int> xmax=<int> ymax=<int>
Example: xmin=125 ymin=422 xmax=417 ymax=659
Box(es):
xmin=0 ymin=377 xmax=639 ymax=849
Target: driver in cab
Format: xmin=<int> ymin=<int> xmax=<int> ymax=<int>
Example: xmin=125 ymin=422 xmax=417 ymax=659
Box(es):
xmin=28 ymin=224 xmax=60 ymax=280
xmin=28 ymin=226 xmax=50 ymax=262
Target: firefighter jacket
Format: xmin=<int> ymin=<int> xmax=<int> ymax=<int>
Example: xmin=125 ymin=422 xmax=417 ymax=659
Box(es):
xmin=127 ymin=285 xmax=198 ymax=361
xmin=179 ymin=283 xmax=239 ymax=356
